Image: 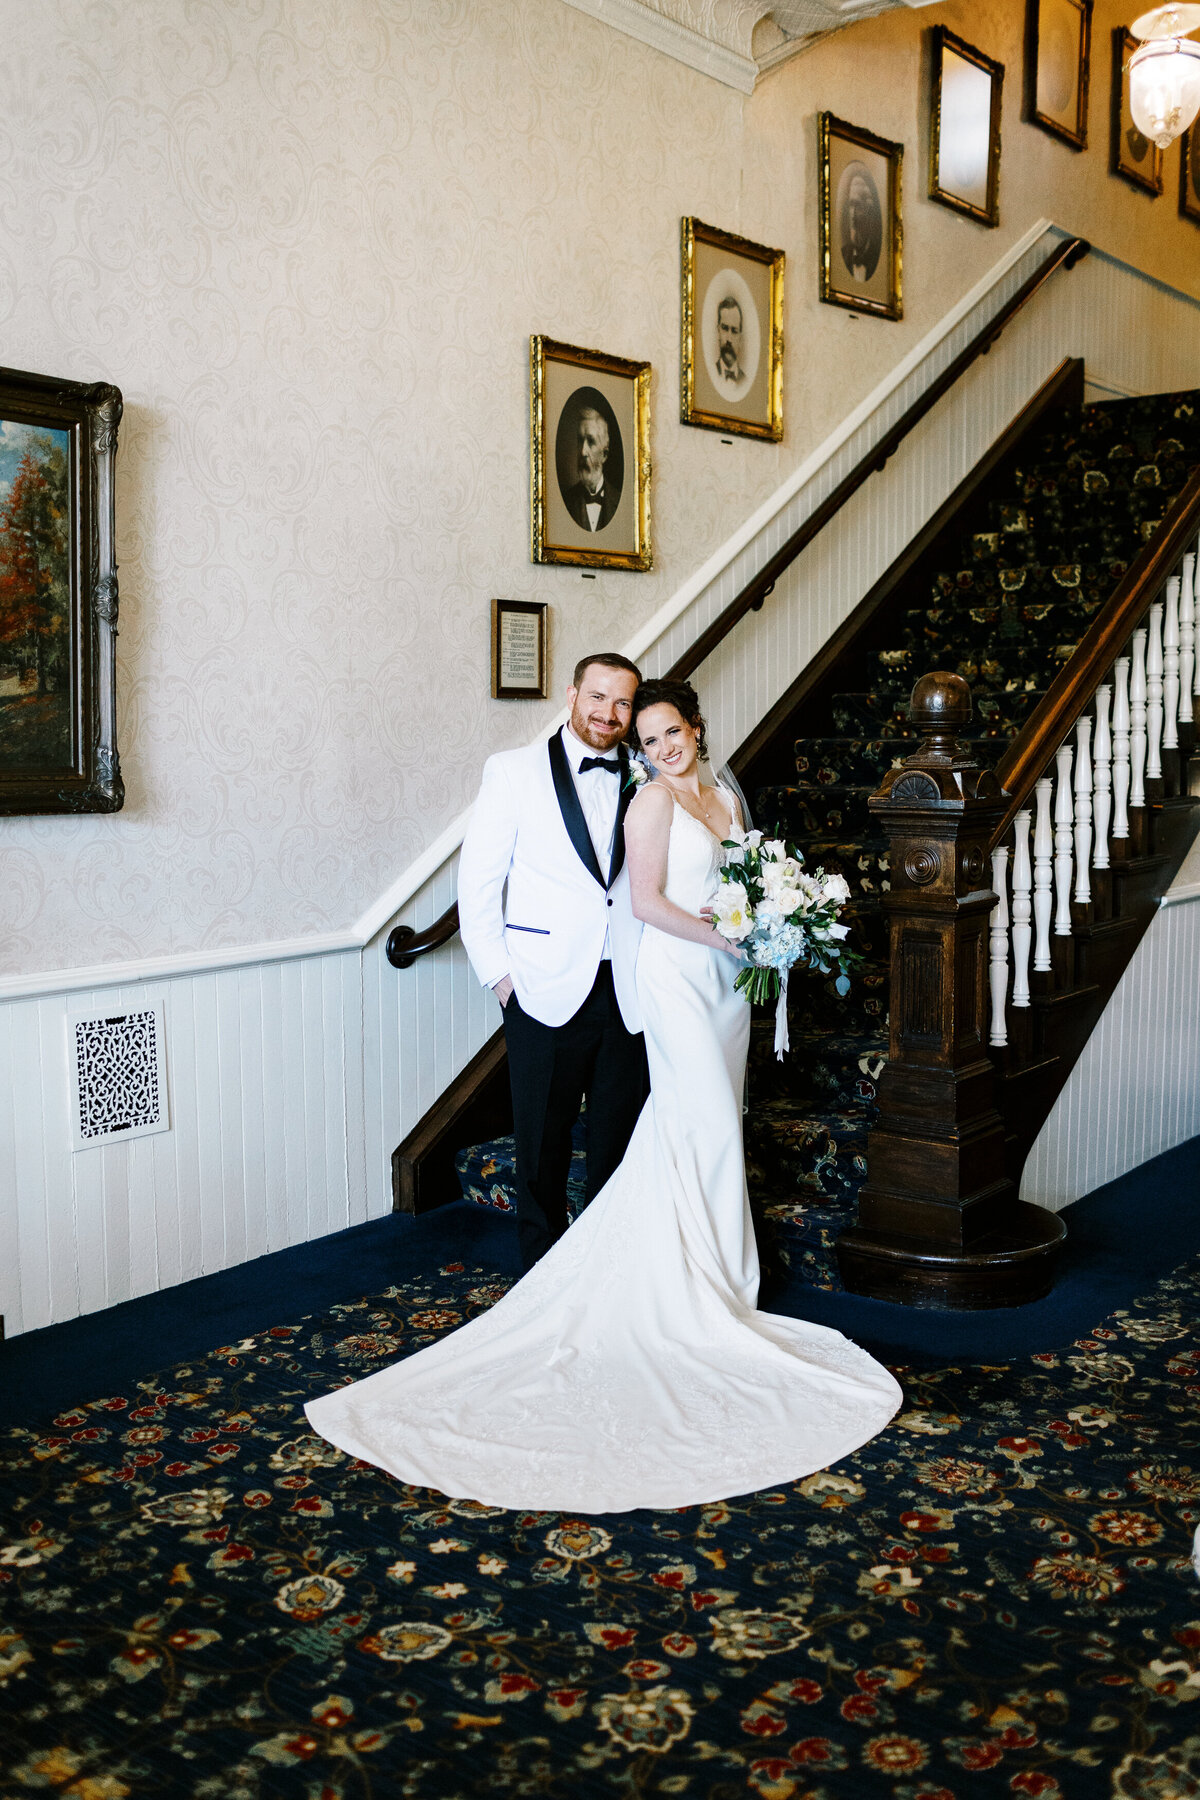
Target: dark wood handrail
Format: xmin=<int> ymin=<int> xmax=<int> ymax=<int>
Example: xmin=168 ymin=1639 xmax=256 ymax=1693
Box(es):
xmin=387 ymin=234 xmax=1091 ymax=971
xmin=387 ymin=908 xmax=461 ymax=967
xmin=666 ymin=235 xmax=1091 ymax=681
xmin=992 ymin=461 xmax=1200 ymax=842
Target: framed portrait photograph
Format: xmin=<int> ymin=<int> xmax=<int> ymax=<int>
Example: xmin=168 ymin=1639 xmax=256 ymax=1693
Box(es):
xmin=0 ymin=366 xmax=123 ymax=816
xmin=1181 ymin=125 xmax=1200 ymax=223
xmin=1112 ymin=28 xmax=1164 ymax=193
xmin=530 ymin=336 xmax=651 ymax=571
xmin=929 ymin=27 xmax=1004 ymax=226
xmin=819 ymin=113 xmax=903 ymax=321
xmin=680 ymin=218 xmax=783 ymax=441
xmin=1026 ymin=0 xmax=1092 ymax=150
xmin=491 ymin=597 xmax=547 ymax=700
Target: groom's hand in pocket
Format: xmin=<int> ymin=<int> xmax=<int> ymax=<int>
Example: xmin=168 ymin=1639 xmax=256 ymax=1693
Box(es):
xmin=493 ymin=976 xmax=515 ymax=1008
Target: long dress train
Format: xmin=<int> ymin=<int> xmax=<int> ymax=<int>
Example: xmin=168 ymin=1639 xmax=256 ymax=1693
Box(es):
xmin=305 ymin=798 xmax=901 ymax=1512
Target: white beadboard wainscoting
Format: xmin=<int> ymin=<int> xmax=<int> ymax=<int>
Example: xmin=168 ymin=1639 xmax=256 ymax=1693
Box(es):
xmin=0 ymin=957 xmax=368 ymax=1339
xmin=1021 ymin=867 xmax=1200 ymax=1212
xmin=3 ymin=223 xmax=1199 ymax=1338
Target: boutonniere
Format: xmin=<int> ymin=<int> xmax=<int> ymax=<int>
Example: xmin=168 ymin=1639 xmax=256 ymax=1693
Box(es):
xmin=624 ymin=754 xmax=650 ymax=792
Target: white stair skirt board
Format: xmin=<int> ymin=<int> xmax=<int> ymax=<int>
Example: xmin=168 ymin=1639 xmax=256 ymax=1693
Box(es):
xmin=5 ymin=227 xmax=1200 ymax=1334
xmin=1022 ymin=880 xmax=1200 ymax=1213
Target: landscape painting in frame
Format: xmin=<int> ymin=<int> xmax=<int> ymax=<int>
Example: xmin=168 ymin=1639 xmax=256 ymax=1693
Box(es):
xmin=530 ymin=336 xmax=651 ymax=571
xmin=1112 ymin=27 xmax=1164 ymax=194
xmin=1027 ymin=0 xmax=1092 ymax=149
xmin=0 ymin=417 xmax=72 ymax=770
xmin=929 ymin=27 xmax=1004 ymax=225
xmin=0 ymin=367 xmax=123 ymax=815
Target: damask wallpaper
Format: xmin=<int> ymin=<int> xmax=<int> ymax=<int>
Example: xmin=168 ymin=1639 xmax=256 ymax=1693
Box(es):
xmin=1 ymin=0 xmax=1195 ymax=976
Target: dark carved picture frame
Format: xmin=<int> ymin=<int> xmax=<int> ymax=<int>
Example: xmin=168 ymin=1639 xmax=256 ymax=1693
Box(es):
xmin=1111 ymin=27 xmax=1164 ymax=195
xmin=928 ymin=26 xmax=1004 ymax=227
xmin=1182 ymin=125 xmax=1200 ymax=224
xmin=818 ymin=112 xmax=904 ymax=322
xmin=0 ymin=367 xmax=123 ymax=815
xmin=1025 ymin=0 xmax=1093 ymax=152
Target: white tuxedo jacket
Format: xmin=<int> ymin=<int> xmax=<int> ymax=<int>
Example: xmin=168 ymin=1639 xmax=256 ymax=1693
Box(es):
xmin=458 ymin=733 xmax=643 ymax=1032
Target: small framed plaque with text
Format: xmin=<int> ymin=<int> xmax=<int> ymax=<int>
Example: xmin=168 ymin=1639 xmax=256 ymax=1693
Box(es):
xmin=491 ymin=598 xmax=548 ymax=699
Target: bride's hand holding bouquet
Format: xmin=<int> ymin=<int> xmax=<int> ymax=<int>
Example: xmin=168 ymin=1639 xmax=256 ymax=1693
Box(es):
xmin=710 ymin=829 xmax=860 ymax=1056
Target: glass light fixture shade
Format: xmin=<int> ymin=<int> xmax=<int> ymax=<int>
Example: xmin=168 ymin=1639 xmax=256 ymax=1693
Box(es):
xmin=1131 ymin=5 xmax=1200 ymax=39
xmin=1128 ymin=36 xmax=1200 ymax=147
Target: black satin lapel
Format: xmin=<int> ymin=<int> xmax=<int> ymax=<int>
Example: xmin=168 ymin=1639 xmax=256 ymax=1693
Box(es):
xmin=548 ymin=734 xmax=605 ymax=888
xmin=609 ymin=746 xmax=633 ymax=886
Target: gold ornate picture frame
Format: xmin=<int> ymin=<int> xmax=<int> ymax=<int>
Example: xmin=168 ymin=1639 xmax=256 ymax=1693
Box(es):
xmin=1026 ymin=0 xmax=1092 ymax=151
xmin=819 ymin=113 xmax=903 ymax=321
xmin=530 ymin=336 xmax=651 ymax=571
xmin=1112 ymin=28 xmax=1164 ymax=194
xmin=929 ymin=27 xmax=1004 ymax=227
xmin=1183 ymin=125 xmax=1200 ymax=223
xmin=680 ymin=218 xmax=783 ymax=441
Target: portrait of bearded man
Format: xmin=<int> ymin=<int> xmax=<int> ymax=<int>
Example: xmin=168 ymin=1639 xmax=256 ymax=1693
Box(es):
xmin=561 ymin=401 xmax=622 ymax=533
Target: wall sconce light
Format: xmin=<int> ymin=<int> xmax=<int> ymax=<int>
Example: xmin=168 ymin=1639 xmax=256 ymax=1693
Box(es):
xmin=1129 ymin=4 xmax=1200 ymax=147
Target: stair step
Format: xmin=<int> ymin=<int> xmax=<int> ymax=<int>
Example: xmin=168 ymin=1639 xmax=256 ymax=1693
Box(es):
xmin=755 ymin=783 xmax=879 ymax=838
xmin=760 ymin=1200 xmax=848 ymax=1292
xmin=748 ymin=1025 xmax=887 ymax=1110
xmin=791 ymin=737 xmax=923 ymax=787
xmin=455 ymin=1128 xmax=587 ymax=1218
xmin=830 ymin=688 xmax=1043 ymax=737
xmin=746 ymin=1099 xmax=870 ymax=1208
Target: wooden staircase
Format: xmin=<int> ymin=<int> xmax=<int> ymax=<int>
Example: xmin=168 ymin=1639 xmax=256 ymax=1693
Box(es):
xmin=382 ymin=237 xmax=1200 ymax=1311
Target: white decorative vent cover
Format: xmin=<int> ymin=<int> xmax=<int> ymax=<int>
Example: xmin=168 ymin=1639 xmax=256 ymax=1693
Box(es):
xmin=68 ymin=1002 xmax=170 ymax=1150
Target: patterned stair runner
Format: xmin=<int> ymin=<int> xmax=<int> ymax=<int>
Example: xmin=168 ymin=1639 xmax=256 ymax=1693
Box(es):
xmin=453 ymin=390 xmax=1200 ymax=1290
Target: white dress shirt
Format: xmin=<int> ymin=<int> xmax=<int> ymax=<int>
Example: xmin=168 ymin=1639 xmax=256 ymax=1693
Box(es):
xmin=562 ymin=723 xmax=620 ymax=958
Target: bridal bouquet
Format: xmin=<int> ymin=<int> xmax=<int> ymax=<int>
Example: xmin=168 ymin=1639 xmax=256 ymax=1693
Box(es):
xmin=711 ymin=831 xmax=858 ymax=1058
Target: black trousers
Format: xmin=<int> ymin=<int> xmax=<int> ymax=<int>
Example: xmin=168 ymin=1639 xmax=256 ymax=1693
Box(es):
xmin=502 ymin=963 xmax=650 ymax=1272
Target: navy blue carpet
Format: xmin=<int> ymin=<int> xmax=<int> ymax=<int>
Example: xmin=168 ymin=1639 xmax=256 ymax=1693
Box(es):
xmin=1 ymin=1136 xmax=1197 ymax=1429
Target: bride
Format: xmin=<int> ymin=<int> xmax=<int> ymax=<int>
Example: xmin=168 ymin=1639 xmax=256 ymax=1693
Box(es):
xmin=305 ymin=679 xmax=901 ymax=1513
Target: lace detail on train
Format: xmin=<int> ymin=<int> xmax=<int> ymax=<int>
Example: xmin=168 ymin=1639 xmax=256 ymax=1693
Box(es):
xmin=305 ymin=798 xmax=901 ymax=1512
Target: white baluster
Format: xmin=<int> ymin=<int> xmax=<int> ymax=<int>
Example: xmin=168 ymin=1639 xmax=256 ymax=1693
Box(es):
xmin=1011 ymin=808 xmax=1032 ymax=1008
xmin=1073 ymin=714 xmax=1093 ymax=903
xmin=1163 ymin=577 xmax=1180 ymax=751
xmin=989 ymin=846 xmax=1010 ymax=1047
xmin=1033 ymin=777 xmax=1054 ymax=971
xmin=1146 ymin=602 xmax=1164 ymax=782
xmin=1092 ymin=683 xmax=1112 ymax=870
xmin=1112 ymin=655 xmax=1131 ymax=840
xmin=1180 ymin=553 xmax=1196 ymax=732
xmin=1130 ymin=628 xmax=1148 ymax=811
xmin=1054 ymin=742 xmax=1074 ymax=936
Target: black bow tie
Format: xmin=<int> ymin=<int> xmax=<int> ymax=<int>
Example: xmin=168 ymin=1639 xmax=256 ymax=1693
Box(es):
xmin=579 ymin=756 xmax=621 ymax=775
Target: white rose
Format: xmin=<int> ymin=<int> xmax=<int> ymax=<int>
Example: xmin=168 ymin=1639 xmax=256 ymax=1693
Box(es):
xmin=762 ymin=838 xmax=787 ymax=861
xmin=821 ymin=873 xmax=851 ymax=905
xmin=762 ymin=855 xmax=803 ymax=898
xmin=713 ymin=883 xmax=754 ymax=941
xmin=744 ymin=830 xmax=763 ymax=850
xmin=773 ymin=887 xmax=803 ymax=916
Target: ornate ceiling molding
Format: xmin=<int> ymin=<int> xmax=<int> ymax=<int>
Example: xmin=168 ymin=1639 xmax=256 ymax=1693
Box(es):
xmin=559 ymin=0 xmax=942 ymax=92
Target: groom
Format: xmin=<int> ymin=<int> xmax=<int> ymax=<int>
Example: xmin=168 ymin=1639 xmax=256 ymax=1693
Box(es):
xmin=458 ymin=652 xmax=650 ymax=1270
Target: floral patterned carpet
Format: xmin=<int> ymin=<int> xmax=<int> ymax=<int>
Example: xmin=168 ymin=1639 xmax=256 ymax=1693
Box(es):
xmin=4 ymin=1251 xmax=1200 ymax=1800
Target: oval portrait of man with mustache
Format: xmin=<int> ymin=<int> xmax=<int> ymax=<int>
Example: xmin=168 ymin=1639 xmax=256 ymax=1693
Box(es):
xmin=699 ymin=264 xmax=760 ymax=406
xmin=555 ymin=386 xmax=624 ymax=535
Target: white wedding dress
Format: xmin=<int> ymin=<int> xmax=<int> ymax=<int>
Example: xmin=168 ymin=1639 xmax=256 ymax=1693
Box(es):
xmin=306 ymin=796 xmax=901 ymax=1513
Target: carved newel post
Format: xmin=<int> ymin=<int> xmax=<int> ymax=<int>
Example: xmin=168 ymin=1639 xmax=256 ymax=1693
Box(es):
xmin=836 ymin=672 xmax=1065 ymax=1309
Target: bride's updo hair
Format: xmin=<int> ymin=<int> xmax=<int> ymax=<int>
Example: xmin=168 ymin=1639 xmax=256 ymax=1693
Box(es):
xmin=630 ymin=678 xmax=709 ymax=762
